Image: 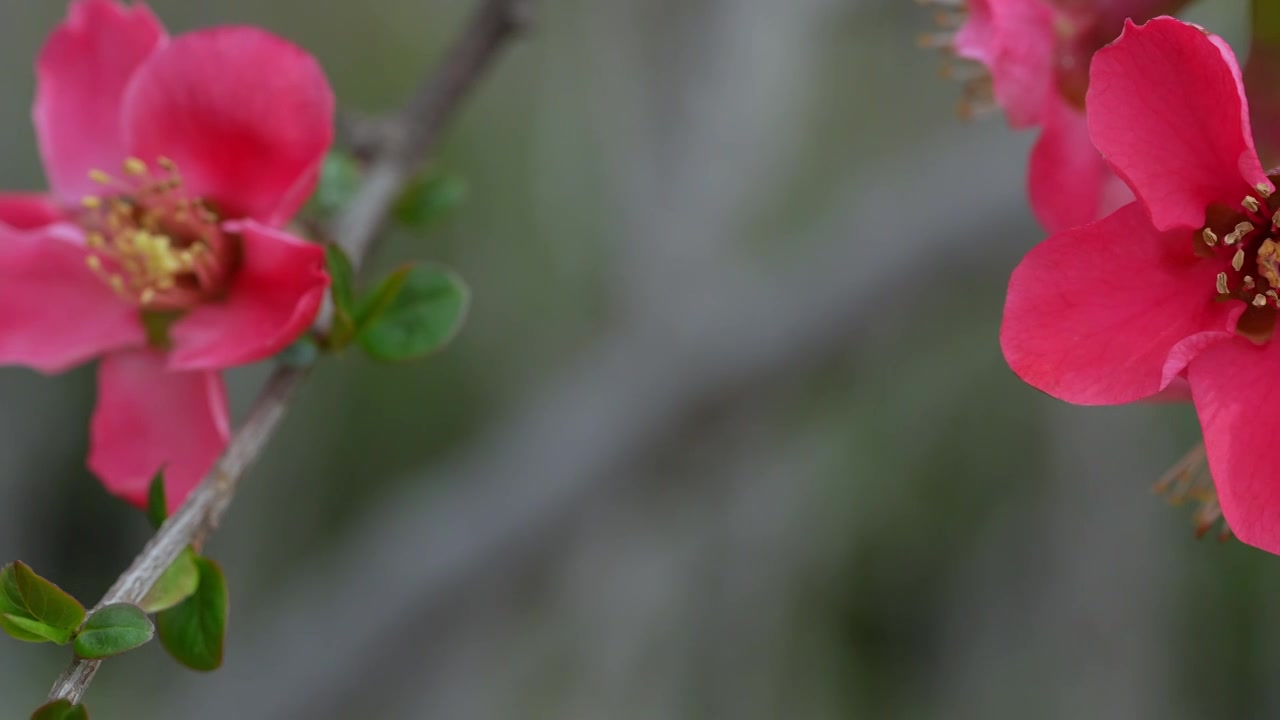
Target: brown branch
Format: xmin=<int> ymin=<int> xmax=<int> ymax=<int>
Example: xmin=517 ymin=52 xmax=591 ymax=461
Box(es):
xmin=45 ymin=0 xmax=534 ymax=704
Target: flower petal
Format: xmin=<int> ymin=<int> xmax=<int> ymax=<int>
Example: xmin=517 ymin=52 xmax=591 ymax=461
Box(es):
xmin=89 ymin=350 xmax=228 ymax=510
xmin=954 ymin=0 xmax=1056 ymax=128
xmin=121 ymin=26 xmax=334 ymax=225
xmin=1087 ymin=17 xmax=1268 ymax=231
xmin=1028 ymin=97 xmax=1132 ymax=232
xmin=1001 ymin=202 xmax=1236 ymax=405
xmin=0 ymin=223 xmax=144 ymax=373
xmin=34 ymin=0 xmax=166 ymax=202
xmin=0 ymin=194 xmax=63 ymax=231
xmin=1188 ymin=338 xmax=1280 ymax=555
xmin=168 ymin=221 xmax=328 ymax=370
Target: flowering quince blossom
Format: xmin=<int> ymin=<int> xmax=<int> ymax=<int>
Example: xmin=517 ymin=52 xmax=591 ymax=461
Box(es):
xmin=1001 ymin=16 xmax=1280 ymax=555
xmin=928 ymin=0 xmax=1180 ymax=232
xmin=0 ymin=0 xmax=333 ymax=509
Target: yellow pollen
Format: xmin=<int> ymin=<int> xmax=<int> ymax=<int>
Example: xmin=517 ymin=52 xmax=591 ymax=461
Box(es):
xmin=139 ymin=288 xmax=156 ymax=305
xmin=156 ymin=156 xmax=176 ymax=172
xmin=81 ymin=196 xmax=101 ymax=209
xmin=1244 ymin=196 xmax=1262 ymax=213
xmin=86 ymin=233 xmax=105 ymax=249
xmin=1259 ymin=239 xmax=1280 ymax=288
xmin=88 ymin=169 xmax=113 ymax=185
xmin=1233 ymin=248 xmax=1246 ymax=271
xmin=123 ymin=157 xmax=148 ymax=176
xmin=1254 ymin=294 xmax=1268 ymax=307
xmin=1217 ymin=272 xmax=1230 ymax=294
xmin=85 ymin=255 xmax=101 ymax=271
xmin=1258 ymin=183 xmax=1275 ymax=199
xmin=1202 ymin=228 xmax=1219 ymax=246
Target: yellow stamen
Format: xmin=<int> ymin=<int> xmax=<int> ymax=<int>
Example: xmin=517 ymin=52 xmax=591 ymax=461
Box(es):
xmin=123 ymin=157 xmax=148 ymax=176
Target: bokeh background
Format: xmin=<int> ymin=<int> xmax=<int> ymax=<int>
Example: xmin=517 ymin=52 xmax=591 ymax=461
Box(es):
xmin=0 ymin=0 xmax=1274 ymax=717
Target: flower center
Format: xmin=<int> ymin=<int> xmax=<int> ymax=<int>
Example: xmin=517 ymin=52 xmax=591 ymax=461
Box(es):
xmin=1198 ymin=180 xmax=1280 ymax=340
xmin=79 ymin=157 xmax=235 ymax=311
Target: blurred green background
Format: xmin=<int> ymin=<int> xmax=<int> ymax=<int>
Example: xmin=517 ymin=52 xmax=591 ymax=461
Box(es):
xmin=0 ymin=0 xmax=1276 ymax=717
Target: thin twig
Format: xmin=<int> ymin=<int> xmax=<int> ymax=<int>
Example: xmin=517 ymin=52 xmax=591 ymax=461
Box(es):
xmin=46 ymin=0 xmax=534 ymax=704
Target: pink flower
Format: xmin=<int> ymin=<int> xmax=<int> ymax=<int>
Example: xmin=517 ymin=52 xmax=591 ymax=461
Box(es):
xmin=934 ymin=0 xmax=1180 ymax=231
xmin=0 ymin=0 xmax=333 ymax=509
xmin=1001 ymin=17 xmax=1280 ymax=554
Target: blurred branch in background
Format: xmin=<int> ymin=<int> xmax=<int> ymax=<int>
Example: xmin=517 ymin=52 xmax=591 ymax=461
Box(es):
xmin=46 ymin=0 xmax=536 ymax=705
xmin=158 ymin=110 xmax=1032 ymax=715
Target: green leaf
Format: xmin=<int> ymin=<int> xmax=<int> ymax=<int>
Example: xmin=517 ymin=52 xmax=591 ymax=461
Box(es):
xmin=141 ymin=548 xmax=200 ymax=614
xmin=325 ymin=243 xmax=358 ymax=348
xmin=356 ymin=265 xmax=469 ymax=362
xmin=31 ymin=699 xmax=88 ymax=720
xmin=147 ymin=471 xmax=167 ymax=530
xmin=0 ymin=563 xmax=85 ymax=644
xmin=156 ymin=557 xmax=227 ymax=671
xmin=0 ymin=614 xmax=71 ymax=644
xmin=394 ymin=173 xmax=467 ymax=232
xmin=12 ymin=562 xmax=84 ymax=631
xmin=353 ymin=265 xmax=411 ymax=331
xmin=73 ymin=603 xmax=154 ymax=660
xmin=306 ymin=151 xmax=362 ymax=218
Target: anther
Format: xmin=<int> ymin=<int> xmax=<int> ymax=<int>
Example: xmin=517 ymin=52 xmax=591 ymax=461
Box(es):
xmin=88 ymin=170 xmax=113 ymax=185
xmin=1258 ymin=183 xmax=1274 ymax=199
xmin=1233 ymin=248 xmax=1246 ymax=271
xmin=1244 ymin=196 xmax=1261 ymax=213
xmin=81 ymin=196 xmax=101 ymax=209
xmin=1243 ymin=275 xmax=1255 ymax=289
xmin=139 ymin=288 xmax=156 ymax=305
xmin=84 ymin=256 xmax=101 ymax=271
xmin=123 ymin=157 xmax=147 ymax=176
xmin=1203 ymin=228 xmax=1219 ymax=246
xmin=1253 ymin=294 xmax=1267 ymax=307
xmin=1217 ymin=272 xmax=1230 ymax=294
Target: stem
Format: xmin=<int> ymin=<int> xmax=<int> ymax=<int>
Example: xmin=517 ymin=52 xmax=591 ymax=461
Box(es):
xmin=46 ymin=0 xmax=534 ymax=704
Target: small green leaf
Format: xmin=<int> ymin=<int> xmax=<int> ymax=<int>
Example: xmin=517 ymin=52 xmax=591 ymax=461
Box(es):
xmin=141 ymin=548 xmax=200 ymax=614
xmin=147 ymin=471 xmax=167 ymax=530
xmin=0 ymin=614 xmax=71 ymax=644
xmin=325 ymin=243 xmax=358 ymax=348
xmin=31 ymin=699 xmax=88 ymax=720
xmin=394 ymin=173 xmax=467 ymax=232
xmin=74 ymin=603 xmax=154 ymax=660
xmin=0 ymin=563 xmax=85 ymax=643
xmin=156 ymin=557 xmax=227 ymax=671
xmin=306 ymin=151 xmax=362 ymax=218
xmin=353 ymin=265 xmax=412 ymax=331
xmin=356 ymin=265 xmax=469 ymax=362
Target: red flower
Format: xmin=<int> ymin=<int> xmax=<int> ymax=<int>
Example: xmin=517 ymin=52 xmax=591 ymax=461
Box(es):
xmin=0 ymin=0 xmax=333 ymax=509
xmin=1001 ymin=17 xmax=1280 ymax=553
xmin=938 ymin=0 xmax=1179 ymax=231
